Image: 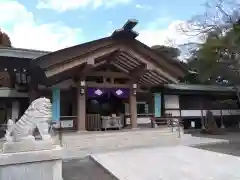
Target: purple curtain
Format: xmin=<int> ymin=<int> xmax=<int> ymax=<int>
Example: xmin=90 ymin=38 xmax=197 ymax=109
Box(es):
xmin=87 ymin=88 xmax=129 ymax=99
xmin=87 ymin=88 xmax=107 ymax=98
xmin=110 ymin=88 xmax=129 ymax=99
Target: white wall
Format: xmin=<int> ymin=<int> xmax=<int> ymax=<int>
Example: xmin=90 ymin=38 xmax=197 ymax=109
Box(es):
xmin=126 ymin=117 xmax=151 ymax=125
xmin=181 ymin=109 xmax=240 ymax=117
xmin=164 ymin=95 xmax=179 ymax=109
xmin=165 ymin=110 xmax=180 ymax=117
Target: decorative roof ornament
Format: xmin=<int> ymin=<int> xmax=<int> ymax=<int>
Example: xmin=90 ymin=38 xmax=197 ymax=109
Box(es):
xmin=111 ymin=19 xmax=139 ymax=39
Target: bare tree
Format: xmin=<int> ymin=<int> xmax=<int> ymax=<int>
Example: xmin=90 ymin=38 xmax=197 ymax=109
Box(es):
xmin=0 ymin=29 xmax=11 ymax=47
xmin=180 ymin=0 xmax=240 ymax=36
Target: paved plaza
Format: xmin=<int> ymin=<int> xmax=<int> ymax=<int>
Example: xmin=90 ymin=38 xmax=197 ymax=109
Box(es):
xmin=60 ymin=129 xmax=236 ymax=180
xmin=91 ymin=145 xmax=240 ymax=180
xmin=60 ymin=128 xmax=229 ymax=159
xmin=1 ymin=129 xmax=240 ymax=180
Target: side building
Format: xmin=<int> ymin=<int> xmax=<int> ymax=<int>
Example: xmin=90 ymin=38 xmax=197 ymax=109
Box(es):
xmin=153 ymin=84 xmax=240 ymax=130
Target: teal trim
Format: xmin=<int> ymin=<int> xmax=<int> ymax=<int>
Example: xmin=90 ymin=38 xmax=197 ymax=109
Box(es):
xmin=52 ymin=88 xmax=60 ymax=121
xmin=154 ymin=93 xmax=161 ymax=117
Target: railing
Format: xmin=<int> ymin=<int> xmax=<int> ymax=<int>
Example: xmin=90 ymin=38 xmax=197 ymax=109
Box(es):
xmin=154 ymin=116 xmax=183 ymax=138
xmin=86 ymin=114 xmax=101 ymax=131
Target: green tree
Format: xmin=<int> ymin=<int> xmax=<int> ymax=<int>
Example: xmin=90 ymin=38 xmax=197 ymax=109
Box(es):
xmin=188 ymin=21 xmax=240 ymax=84
xmin=187 ymin=20 xmax=240 ymax=103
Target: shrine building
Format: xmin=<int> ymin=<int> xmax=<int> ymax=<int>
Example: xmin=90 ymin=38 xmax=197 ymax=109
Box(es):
xmin=0 ymin=19 xmax=239 ymax=135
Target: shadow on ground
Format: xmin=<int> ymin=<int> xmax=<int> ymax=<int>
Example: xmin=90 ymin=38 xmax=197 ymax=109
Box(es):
xmin=63 ymin=157 xmax=118 ymax=180
xmin=190 ymin=132 xmax=240 ymax=157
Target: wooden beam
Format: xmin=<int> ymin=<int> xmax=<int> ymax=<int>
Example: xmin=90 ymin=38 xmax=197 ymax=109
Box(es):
xmin=112 ymin=63 xmax=129 ymax=73
xmin=94 ymin=50 xmax=119 ymax=66
xmin=105 ymin=50 xmax=120 ymax=65
xmin=131 ymin=40 xmax=186 ymax=78
xmin=77 ymin=61 xmax=94 ymax=79
xmin=118 ymin=52 xmax=142 ymax=67
xmin=45 ymin=45 xmax=120 ymax=78
xmin=129 ymin=64 xmax=148 ymax=79
xmin=149 ymin=71 xmax=169 ymax=83
xmin=86 ymin=71 xmax=129 ymax=78
xmin=143 ymin=72 xmax=163 ymax=84
xmin=86 ymin=82 xmax=131 ymax=88
xmin=120 ymin=46 xmax=179 ymax=83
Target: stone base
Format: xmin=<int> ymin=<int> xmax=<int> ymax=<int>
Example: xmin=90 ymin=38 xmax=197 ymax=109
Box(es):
xmin=2 ymin=139 xmax=56 ymax=153
xmin=0 ymin=146 xmax=63 ymax=180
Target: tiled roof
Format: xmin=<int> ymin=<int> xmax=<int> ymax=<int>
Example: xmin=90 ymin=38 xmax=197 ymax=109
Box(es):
xmin=0 ymin=46 xmax=49 ymax=59
xmin=164 ymin=84 xmax=237 ymax=92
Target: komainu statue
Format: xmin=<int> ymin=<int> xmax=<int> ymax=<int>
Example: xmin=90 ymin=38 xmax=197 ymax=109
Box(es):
xmin=5 ymin=97 xmax=52 ymax=142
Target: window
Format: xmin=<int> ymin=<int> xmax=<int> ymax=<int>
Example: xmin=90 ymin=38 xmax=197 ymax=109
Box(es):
xmin=179 ymin=95 xmax=202 ymax=109
xmin=137 ymin=102 xmax=148 ymax=114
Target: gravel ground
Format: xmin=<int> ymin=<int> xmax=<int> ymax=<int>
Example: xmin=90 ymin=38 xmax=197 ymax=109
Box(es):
xmin=194 ymin=142 xmax=240 ymax=157
xmin=189 ymin=132 xmax=240 ymax=157
xmin=63 ymin=157 xmax=118 ymax=180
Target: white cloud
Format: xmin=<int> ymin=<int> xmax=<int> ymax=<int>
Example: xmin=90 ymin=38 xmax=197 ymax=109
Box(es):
xmin=0 ymin=1 xmax=82 ymax=51
xmin=137 ymin=19 xmax=202 ymax=60
xmin=135 ymin=4 xmax=152 ymax=10
xmin=138 ymin=20 xmax=200 ymax=47
xmin=37 ymin=0 xmax=132 ymax=12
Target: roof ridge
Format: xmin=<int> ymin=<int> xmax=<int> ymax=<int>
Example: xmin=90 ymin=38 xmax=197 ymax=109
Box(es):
xmin=0 ymin=46 xmax=50 ymax=53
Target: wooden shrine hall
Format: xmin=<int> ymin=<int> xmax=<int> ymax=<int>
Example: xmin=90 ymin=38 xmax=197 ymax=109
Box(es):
xmin=0 ymin=19 xmax=186 ymax=131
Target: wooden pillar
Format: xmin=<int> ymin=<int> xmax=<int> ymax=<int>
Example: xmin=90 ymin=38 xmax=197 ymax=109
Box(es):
xmin=129 ymin=89 xmax=137 ymax=128
xmin=11 ymin=101 xmax=20 ymax=122
xmin=77 ymin=84 xmax=86 ymax=131
xmin=200 ymin=104 xmax=206 ymax=129
xmin=29 ymin=87 xmax=39 ymax=103
xmin=28 ymin=80 xmax=39 ymax=103
xmin=220 ymin=109 xmax=225 ymax=128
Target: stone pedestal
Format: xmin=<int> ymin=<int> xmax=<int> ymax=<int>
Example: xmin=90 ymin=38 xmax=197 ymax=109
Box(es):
xmin=0 ymin=141 xmax=63 ymax=180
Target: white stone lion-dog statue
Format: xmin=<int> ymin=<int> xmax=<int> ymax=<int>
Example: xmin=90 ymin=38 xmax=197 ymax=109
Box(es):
xmin=5 ymin=97 xmax=52 ymax=142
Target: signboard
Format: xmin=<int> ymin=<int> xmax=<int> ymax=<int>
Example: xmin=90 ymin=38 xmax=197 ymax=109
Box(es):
xmin=61 ymin=120 xmax=74 ymax=128
xmin=52 ymin=88 xmax=60 ymax=121
xmin=191 ymin=121 xmax=195 ymax=128
xmin=154 ymin=93 xmax=161 ymax=117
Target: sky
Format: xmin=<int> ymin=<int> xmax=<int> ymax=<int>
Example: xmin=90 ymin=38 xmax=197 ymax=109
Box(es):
xmin=0 ymin=0 xmax=207 ymax=51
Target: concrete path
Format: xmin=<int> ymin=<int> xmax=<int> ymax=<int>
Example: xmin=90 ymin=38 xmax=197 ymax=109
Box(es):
xmin=61 ymin=128 xmax=183 ymax=159
xmin=60 ymin=129 xmax=228 ymax=159
xmin=91 ymin=146 xmax=240 ymax=180
xmin=0 ymin=128 xmax=229 ymax=159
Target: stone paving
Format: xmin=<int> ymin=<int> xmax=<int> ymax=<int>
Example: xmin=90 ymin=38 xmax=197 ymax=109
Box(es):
xmin=61 ymin=130 xmax=232 ymax=180
xmin=91 ymin=145 xmax=240 ymax=180
xmin=1 ymin=129 xmax=237 ymax=180
xmin=61 ymin=128 xmax=183 ymax=159
xmin=60 ymin=129 xmax=228 ymax=159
